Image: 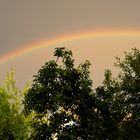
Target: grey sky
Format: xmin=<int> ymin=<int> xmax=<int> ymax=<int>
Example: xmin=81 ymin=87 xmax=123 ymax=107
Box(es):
xmin=0 ymin=0 xmax=140 ymax=56
xmin=0 ymin=0 xmax=140 ymax=88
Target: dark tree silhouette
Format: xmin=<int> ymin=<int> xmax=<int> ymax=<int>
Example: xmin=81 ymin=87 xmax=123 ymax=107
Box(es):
xmin=95 ymin=48 xmax=140 ymax=139
xmin=24 ymin=47 xmax=140 ymax=140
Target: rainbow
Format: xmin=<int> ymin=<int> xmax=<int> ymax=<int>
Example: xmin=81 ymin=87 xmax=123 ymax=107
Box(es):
xmin=1 ymin=29 xmax=140 ymax=64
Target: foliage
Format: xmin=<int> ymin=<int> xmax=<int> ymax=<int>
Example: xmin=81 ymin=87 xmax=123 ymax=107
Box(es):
xmin=0 ymin=71 xmax=31 ymax=140
xmin=24 ymin=47 xmax=96 ymax=139
xmin=114 ymin=48 xmax=140 ymax=139
xmin=96 ymin=48 xmax=140 ymax=139
xmin=24 ymin=47 xmax=140 ymax=140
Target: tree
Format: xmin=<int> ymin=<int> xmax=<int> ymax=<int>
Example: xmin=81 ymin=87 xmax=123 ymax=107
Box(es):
xmin=0 ymin=71 xmax=31 ymax=140
xmin=95 ymin=48 xmax=140 ymax=139
xmin=24 ymin=47 xmax=140 ymax=140
xmin=24 ymin=47 xmax=99 ymax=139
xmin=114 ymin=48 xmax=140 ymax=139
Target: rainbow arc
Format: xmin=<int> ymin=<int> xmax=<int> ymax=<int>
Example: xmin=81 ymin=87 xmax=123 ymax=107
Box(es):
xmin=1 ymin=30 xmax=140 ymax=64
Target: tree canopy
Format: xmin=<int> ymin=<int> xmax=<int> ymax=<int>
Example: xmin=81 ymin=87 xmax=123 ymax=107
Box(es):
xmin=1 ymin=47 xmax=139 ymax=139
xmin=24 ymin=47 xmax=140 ymax=140
xmin=24 ymin=47 xmax=94 ymax=139
xmin=0 ymin=71 xmax=31 ymax=140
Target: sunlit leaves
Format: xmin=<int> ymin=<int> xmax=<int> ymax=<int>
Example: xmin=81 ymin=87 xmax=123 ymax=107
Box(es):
xmin=0 ymin=71 xmax=31 ymax=139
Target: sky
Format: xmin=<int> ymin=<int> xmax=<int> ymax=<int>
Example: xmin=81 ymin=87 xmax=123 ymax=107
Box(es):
xmin=0 ymin=0 xmax=140 ymax=89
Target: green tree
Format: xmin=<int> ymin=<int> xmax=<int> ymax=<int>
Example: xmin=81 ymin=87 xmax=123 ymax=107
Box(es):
xmin=114 ymin=48 xmax=140 ymax=139
xmin=24 ymin=47 xmax=99 ymax=139
xmin=24 ymin=47 xmax=140 ymax=140
xmin=0 ymin=71 xmax=31 ymax=140
xmin=96 ymin=48 xmax=140 ymax=139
